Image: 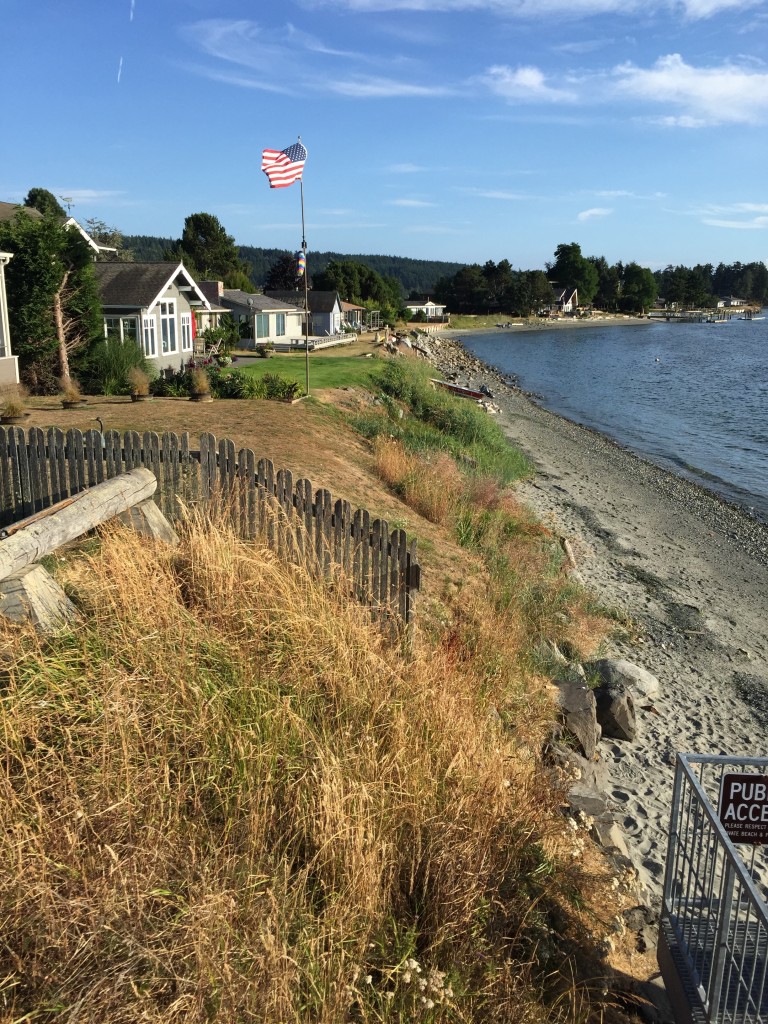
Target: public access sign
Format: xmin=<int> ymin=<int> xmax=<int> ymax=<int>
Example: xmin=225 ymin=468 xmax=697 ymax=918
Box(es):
xmin=718 ymin=774 xmax=768 ymax=845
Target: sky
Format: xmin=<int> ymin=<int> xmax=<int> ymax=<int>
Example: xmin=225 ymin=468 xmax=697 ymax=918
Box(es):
xmin=2 ymin=0 xmax=768 ymax=272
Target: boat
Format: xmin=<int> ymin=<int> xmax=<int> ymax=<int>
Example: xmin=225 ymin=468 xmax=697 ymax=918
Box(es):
xmin=431 ymin=379 xmax=487 ymax=400
xmin=738 ymin=314 xmax=766 ymax=321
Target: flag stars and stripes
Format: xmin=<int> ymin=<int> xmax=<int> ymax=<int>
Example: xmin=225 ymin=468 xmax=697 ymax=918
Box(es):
xmin=261 ymin=142 xmax=307 ymax=189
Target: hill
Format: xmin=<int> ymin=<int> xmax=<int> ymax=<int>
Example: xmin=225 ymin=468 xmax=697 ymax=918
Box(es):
xmin=123 ymin=235 xmax=465 ymax=295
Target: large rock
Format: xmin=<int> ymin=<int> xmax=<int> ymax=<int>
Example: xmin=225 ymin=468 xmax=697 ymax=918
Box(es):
xmin=555 ymin=680 xmax=601 ymax=760
xmin=586 ymin=658 xmax=660 ymax=699
xmin=595 ymin=681 xmax=637 ymax=741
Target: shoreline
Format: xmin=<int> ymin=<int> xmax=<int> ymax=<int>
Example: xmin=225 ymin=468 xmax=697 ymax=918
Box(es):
xmin=428 ymin=334 xmax=768 ymax=903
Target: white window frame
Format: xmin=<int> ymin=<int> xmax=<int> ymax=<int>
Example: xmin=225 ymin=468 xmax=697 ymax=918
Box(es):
xmin=180 ymin=312 xmax=192 ymax=352
xmin=142 ymin=315 xmax=157 ymax=358
xmin=159 ymin=299 xmax=177 ymax=354
xmin=275 ymin=313 xmax=285 ymax=337
xmin=255 ymin=313 xmax=269 ymax=339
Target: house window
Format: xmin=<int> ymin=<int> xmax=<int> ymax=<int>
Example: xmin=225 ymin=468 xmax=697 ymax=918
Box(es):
xmin=142 ymin=315 xmax=157 ymax=358
xmin=255 ymin=313 xmax=269 ymax=338
xmin=275 ymin=313 xmax=285 ymax=337
xmin=122 ymin=317 xmax=139 ymax=346
xmin=160 ymin=300 xmax=177 ymax=354
xmin=104 ymin=317 xmax=121 ymax=340
xmin=180 ymin=313 xmax=192 ymax=352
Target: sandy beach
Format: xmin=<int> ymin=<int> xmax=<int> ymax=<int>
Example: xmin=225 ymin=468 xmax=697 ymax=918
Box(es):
xmin=430 ymin=330 xmax=768 ymax=902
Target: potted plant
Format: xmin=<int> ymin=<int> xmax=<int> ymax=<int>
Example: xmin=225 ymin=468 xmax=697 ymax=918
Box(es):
xmin=0 ymin=396 xmax=29 ymax=425
xmin=127 ymin=367 xmax=151 ymax=402
xmin=189 ymin=367 xmax=213 ymax=402
xmin=60 ymin=377 xmax=85 ymax=409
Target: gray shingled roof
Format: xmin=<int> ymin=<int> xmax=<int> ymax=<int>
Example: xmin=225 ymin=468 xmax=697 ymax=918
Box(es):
xmin=220 ymin=290 xmax=303 ymax=313
xmin=94 ymin=262 xmax=186 ymax=308
xmin=0 ymin=202 xmax=43 ymax=224
xmin=266 ymin=290 xmax=339 ymax=313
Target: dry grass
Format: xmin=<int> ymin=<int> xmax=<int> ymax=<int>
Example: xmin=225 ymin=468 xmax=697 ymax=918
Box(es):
xmin=0 ymin=515 xmax=620 ymax=1023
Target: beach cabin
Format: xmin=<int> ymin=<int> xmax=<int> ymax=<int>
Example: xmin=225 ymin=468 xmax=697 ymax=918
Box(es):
xmin=404 ymin=296 xmax=448 ymax=322
xmin=94 ymin=261 xmax=211 ymax=374
xmin=218 ymin=290 xmax=304 ymax=349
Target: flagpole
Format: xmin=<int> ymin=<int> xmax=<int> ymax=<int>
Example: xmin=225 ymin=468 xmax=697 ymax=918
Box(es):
xmin=299 ymin=150 xmax=309 ymax=397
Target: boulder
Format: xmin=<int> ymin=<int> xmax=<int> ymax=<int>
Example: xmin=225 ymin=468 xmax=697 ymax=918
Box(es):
xmin=595 ymin=681 xmax=637 ymax=741
xmin=555 ymin=681 xmax=601 ymax=760
xmin=586 ymin=658 xmax=660 ymax=699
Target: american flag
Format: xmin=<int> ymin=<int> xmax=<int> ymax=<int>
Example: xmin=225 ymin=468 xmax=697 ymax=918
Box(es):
xmin=261 ymin=141 xmax=307 ymax=189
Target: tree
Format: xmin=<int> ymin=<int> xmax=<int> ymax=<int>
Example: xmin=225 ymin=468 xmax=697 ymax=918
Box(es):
xmin=312 ymin=260 xmax=404 ymax=322
xmin=549 ymin=243 xmax=599 ymax=306
xmin=619 ymin=263 xmax=657 ymax=313
xmin=84 ymin=218 xmax=134 ymax=263
xmin=167 ymin=212 xmax=252 ymax=288
xmin=0 ymin=211 xmax=102 ymax=391
xmin=23 ymin=187 xmax=66 ymax=219
xmin=265 ymin=252 xmax=302 ymax=291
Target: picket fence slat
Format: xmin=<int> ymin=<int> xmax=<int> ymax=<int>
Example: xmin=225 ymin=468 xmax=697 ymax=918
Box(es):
xmin=0 ymin=427 xmax=420 ymax=627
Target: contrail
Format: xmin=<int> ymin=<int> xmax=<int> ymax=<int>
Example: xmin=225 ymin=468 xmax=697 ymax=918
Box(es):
xmin=130 ymin=0 xmax=135 ymax=20
xmin=117 ymin=56 xmax=123 ymax=84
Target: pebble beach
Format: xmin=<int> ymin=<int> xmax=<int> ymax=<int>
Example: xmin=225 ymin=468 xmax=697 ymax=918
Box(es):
xmin=428 ymin=327 xmax=768 ymax=901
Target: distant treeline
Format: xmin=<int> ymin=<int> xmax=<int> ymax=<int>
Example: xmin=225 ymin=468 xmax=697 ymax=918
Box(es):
xmin=653 ymin=262 xmax=768 ymax=307
xmin=123 ymin=236 xmax=465 ymax=296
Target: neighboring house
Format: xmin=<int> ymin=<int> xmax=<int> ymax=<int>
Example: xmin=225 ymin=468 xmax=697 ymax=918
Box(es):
xmin=0 ymin=202 xmax=113 ymax=257
xmin=341 ymin=300 xmax=364 ymax=331
xmin=217 ymin=288 xmax=304 ymax=348
xmin=266 ymin=290 xmax=344 ymax=337
xmin=723 ymin=296 xmax=748 ymax=307
xmin=0 ymin=251 xmax=19 ymax=385
xmin=94 ymin=262 xmax=211 ymax=373
xmin=551 ymin=287 xmax=578 ymax=314
xmin=404 ymin=296 xmax=448 ymax=321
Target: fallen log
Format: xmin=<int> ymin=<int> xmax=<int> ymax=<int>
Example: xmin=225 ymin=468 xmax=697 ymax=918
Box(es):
xmin=0 ymin=467 xmax=157 ymax=583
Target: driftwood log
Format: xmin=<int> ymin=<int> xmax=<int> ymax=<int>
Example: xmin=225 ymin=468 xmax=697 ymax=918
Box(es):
xmin=0 ymin=467 xmax=157 ymax=584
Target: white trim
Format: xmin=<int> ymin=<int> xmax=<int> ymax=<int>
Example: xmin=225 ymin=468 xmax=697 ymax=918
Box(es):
xmin=142 ymin=314 xmax=157 ymax=358
xmin=180 ymin=312 xmax=192 ymax=352
xmin=146 ymin=262 xmax=211 ymax=314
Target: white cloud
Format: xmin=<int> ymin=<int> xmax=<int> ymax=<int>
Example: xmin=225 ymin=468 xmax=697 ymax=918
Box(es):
xmin=56 ymin=189 xmax=126 ymax=202
xmin=478 ymin=64 xmax=578 ymax=103
xmin=328 ymin=76 xmax=452 ymax=97
xmin=389 ymin=162 xmax=427 ymax=173
xmin=389 ymin=198 xmax=437 ymax=206
xmin=300 ymin=0 xmax=761 ymax=17
xmin=473 ymin=189 xmax=530 ymax=200
xmin=180 ymin=18 xmax=449 ymax=98
xmin=702 ymin=216 xmax=768 ymax=228
xmin=577 ymin=207 xmax=613 ymax=220
xmin=613 ymin=54 xmax=768 ymax=125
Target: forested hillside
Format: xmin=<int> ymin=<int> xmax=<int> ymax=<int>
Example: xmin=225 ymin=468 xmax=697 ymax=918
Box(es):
xmin=123 ymin=235 xmax=465 ymax=295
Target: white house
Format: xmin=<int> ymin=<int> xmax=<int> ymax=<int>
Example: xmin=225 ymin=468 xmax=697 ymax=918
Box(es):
xmin=404 ymin=296 xmax=448 ymax=321
xmin=266 ymin=290 xmax=344 ymax=337
xmin=216 ymin=288 xmax=304 ymax=348
xmin=0 ymin=252 xmax=19 ymax=385
xmin=94 ymin=261 xmax=211 ymax=373
xmin=551 ymin=287 xmax=578 ymax=314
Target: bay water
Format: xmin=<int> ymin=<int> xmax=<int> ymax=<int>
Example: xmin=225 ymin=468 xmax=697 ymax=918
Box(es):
xmin=461 ymin=317 xmax=768 ymax=523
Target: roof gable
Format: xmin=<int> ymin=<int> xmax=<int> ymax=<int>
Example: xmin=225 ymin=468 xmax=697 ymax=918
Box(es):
xmin=94 ymin=262 xmax=211 ymax=311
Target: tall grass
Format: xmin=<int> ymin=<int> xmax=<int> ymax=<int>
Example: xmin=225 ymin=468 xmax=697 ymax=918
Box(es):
xmin=0 ymin=518 xmax=615 ymax=1023
xmin=352 ymin=359 xmax=530 ymax=484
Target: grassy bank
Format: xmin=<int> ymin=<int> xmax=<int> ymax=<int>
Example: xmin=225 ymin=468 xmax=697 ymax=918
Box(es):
xmin=0 ymin=357 xmax=638 ymax=1023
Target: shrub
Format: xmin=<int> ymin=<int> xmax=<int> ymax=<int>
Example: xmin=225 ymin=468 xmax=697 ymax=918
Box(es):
xmin=190 ymin=367 xmax=211 ymax=396
xmin=261 ymin=373 xmax=301 ymax=401
xmin=81 ymin=337 xmax=151 ymax=396
xmin=127 ymin=367 xmax=150 ymax=396
xmin=59 ymin=377 xmax=82 ymax=404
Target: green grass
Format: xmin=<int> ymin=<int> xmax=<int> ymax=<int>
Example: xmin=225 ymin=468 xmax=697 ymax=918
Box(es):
xmin=236 ymin=353 xmax=381 ymax=391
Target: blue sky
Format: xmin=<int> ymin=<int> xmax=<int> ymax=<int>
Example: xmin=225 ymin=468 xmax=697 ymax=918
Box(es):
xmin=2 ymin=0 xmax=768 ymax=271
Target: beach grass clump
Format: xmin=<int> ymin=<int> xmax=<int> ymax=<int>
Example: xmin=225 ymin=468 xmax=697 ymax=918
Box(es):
xmin=361 ymin=359 xmax=531 ymax=485
xmin=0 ymin=517 xmax=618 ymax=1023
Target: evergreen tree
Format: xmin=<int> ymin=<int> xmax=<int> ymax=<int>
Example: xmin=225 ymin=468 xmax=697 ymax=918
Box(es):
xmin=0 ymin=211 xmax=102 ymax=392
xmin=23 ymin=187 xmax=66 ymax=219
xmin=265 ymin=252 xmax=302 ymax=291
xmin=549 ymin=243 xmax=599 ymax=306
xmin=167 ymin=213 xmax=252 ymax=288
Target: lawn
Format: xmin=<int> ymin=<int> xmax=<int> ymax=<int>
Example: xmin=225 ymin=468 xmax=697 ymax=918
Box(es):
xmin=236 ymin=352 xmax=385 ymax=392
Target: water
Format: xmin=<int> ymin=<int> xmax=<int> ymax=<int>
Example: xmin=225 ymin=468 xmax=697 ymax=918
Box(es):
xmin=461 ymin=317 xmax=768 ymax=522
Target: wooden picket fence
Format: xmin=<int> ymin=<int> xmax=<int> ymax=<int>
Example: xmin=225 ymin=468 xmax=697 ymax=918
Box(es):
xmin=0 ymin=427 xmax=421 ymax=629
